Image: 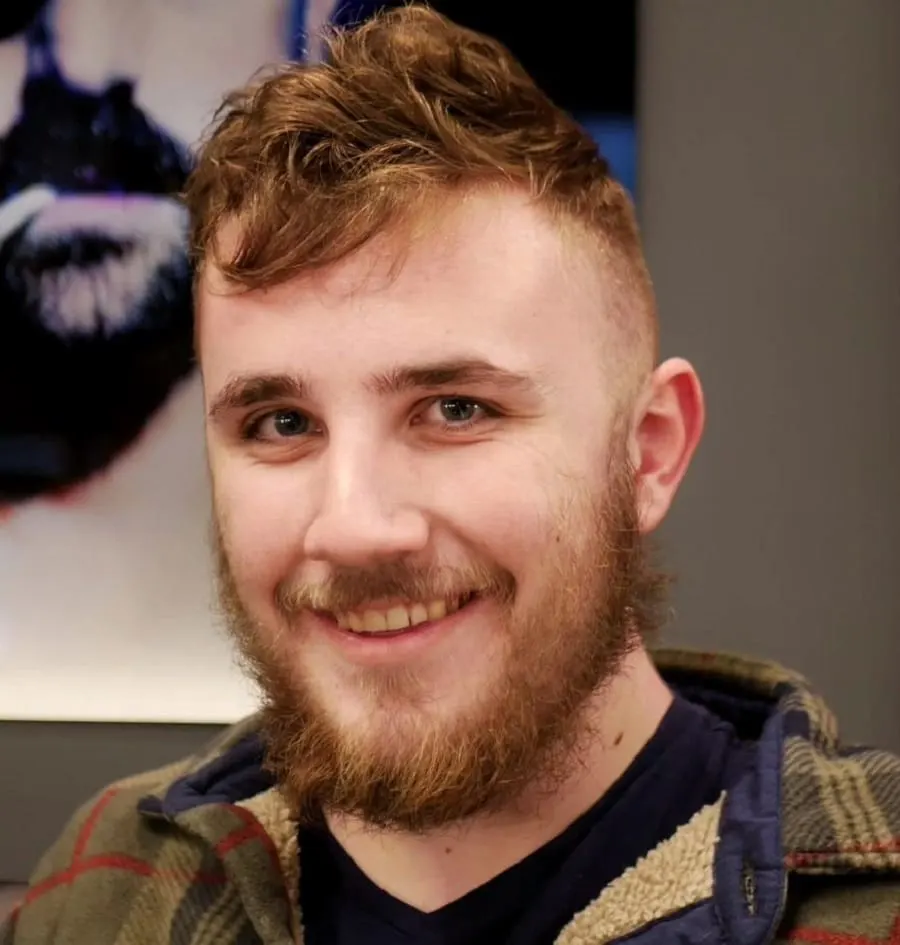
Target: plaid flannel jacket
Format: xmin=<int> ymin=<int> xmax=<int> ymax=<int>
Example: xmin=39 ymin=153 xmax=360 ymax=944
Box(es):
xmin=3 ymin=649 xmax=899 ymax=945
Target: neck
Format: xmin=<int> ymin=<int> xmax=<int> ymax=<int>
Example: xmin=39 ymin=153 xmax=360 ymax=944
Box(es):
xmin=325 ymin=646 xmax=673 ymax=913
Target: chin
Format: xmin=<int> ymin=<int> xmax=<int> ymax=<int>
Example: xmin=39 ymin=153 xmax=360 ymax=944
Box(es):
xmin=326 ymin=657 xmax=494 ymax=736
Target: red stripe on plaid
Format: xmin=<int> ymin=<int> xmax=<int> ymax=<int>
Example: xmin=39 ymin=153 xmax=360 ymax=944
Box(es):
xmin=215 ymin=805 xmax=282 ymax=871
xmin=22 ymin=854 xmax=226 ymax=909
xmin=788 ymin=914 xmax=900 ymax=945
xmin=789 ymin=927 xmax=881 ymax=945
xmin=788 ymin=837 xmax=900 ymax=868
xmin=24 ymin=867 xmax=73 ymax=904
xmin=14 ymin=799 xmax=285 ymax=920
xmin=72 ymin=788 xmax=120 ymax=862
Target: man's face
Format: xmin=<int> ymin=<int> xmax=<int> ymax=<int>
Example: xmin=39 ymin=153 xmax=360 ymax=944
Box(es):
xmin=200 ymin=190 xmax=663 ymax=829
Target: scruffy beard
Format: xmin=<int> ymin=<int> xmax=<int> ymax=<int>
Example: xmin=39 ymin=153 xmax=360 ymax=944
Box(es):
xmin=215 ymin=449 xmax=668 ymax=833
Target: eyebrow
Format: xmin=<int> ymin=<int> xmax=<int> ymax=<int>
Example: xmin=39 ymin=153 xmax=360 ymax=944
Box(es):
xmin=207 ymin=358 xmax=540 ymax=422
xmin=207 ymin=373 xmax=307 ymax=422
xmin=367 ymin=359 xmax=540 ymax=397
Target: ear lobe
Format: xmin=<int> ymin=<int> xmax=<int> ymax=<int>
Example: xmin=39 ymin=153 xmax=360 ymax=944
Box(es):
xmin=632 ymin=358 xmax=705 ymax=533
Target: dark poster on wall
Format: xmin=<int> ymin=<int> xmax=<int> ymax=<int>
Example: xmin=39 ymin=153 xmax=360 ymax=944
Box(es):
xmin=0 ymin=0 xmax=636 ymax=721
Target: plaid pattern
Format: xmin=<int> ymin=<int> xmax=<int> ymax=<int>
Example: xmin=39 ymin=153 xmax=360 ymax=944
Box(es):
xmin=654 ymin=649 xmax=900 ymax=874
xmin=655 ymin=649 xmax=900 ymax=945
xmin=3 ymin=649 xmax=899 ymax=944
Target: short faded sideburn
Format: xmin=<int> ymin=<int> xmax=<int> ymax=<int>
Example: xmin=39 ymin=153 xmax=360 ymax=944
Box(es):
xmin=184 ymin=4 xmax=656 ymax=355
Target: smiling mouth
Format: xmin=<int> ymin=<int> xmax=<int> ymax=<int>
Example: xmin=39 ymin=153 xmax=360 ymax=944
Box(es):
xmin=326 ymin=592 xmax=478 ymax=636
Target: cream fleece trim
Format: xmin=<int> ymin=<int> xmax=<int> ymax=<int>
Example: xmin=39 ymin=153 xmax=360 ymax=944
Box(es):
xmin=555 ymin=795 xmax=724 ymax=945
xmin=237 ymin=790 xmax=723 ymax=945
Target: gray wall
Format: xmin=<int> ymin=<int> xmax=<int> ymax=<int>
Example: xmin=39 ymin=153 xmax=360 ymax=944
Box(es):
xmin=2 ymin=0 xmax=899 ymax=884
xmin=641 ymin=0 xmax=900 ymax=750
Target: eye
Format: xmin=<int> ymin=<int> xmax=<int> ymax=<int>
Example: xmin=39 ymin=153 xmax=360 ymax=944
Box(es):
xmin=419 ymin=396 xmax=496 ymax=432
xmin=438 ymin=397 xmax=482 ymax=425
xmin=243 ymin=409 xmax=312 ymax=442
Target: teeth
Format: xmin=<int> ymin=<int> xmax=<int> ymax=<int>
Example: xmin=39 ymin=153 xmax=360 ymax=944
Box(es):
xmin=426 ymin=599 xmax=447 ymax=621
xmin=385 ymin=607 xmax=411 ymax=631
xmin=409 ymin=603 xmax=429 ymax=626
xmin=362 ymin=611 xmax=388 ymax=632
xmin=333 ymin=611 xmax=365 ymax=631
xmin=336 ymin=597 xmax=468 ymax=634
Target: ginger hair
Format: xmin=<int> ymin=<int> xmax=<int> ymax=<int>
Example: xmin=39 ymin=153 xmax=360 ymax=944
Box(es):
xmin=184 ymin=4 xmax=657 ymax=359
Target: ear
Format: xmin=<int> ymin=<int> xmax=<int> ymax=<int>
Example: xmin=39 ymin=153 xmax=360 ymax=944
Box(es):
xmin=628 ymin=357 xmax=705 ymax=533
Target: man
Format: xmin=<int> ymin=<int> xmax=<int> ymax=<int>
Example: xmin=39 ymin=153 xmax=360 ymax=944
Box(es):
xmin=5 ymin=6 xmax=899 ymax=944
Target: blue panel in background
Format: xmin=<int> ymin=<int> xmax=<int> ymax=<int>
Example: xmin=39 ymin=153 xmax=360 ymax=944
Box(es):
xmin=578 ymin=116 xmax=637 ymax=200
xmin=289 ymin=0 xmax=386 ymax=58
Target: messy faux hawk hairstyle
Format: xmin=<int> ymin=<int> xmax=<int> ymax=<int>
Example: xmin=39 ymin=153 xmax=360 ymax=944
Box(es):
xmin=185 ymin=3 xmax=656 ymax=353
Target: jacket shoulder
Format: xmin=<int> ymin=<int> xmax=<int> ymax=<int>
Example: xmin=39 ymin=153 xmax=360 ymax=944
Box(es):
xmin=0 ymin=718 xmax=261 ymax=945
xmin=775 ymin=874 xmax=900 ymax=943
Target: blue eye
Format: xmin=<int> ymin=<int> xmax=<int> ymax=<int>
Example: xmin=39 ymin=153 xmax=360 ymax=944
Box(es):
xmin=438 ymin=398 xmax=482 ymax=424
xmin=244 ymin=409 xmax=311 ymax=441
xmin=421 ymin=396 xmax=498 ymax=432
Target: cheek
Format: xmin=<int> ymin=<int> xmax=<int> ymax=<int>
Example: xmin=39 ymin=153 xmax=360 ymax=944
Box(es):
xmin=212 ymin=458 xmax=313 ymax=598
xmin=427 ymin=445 xmax=564 ymax=576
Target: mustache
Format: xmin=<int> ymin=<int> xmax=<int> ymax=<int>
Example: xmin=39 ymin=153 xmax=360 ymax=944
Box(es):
xmin=276 ymin=561 xmax=515 ymax=614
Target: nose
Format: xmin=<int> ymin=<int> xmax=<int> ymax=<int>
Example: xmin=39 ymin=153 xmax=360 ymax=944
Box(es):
xmin=302 ymin=444 xmax=430 ymax=567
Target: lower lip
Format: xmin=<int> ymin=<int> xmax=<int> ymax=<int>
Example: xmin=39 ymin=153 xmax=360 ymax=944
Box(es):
xmin=311 ymin=597 xmax=484 ymax=666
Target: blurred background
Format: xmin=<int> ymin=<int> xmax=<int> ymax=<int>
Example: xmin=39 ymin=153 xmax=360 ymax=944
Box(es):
xmin=1 ymin=0 xmax=899 ymax=905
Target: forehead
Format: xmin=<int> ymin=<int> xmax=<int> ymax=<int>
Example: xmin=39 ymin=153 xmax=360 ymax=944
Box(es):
xmin=197 ymin=190 xmax=611 ymax=387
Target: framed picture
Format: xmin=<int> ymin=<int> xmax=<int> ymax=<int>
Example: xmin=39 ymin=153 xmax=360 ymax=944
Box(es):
xmin=0 ymin=0 xmax=636 ymax=723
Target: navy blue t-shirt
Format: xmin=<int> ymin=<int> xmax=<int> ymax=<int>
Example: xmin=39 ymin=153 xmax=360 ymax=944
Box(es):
xmin=299 ymin=697 xmax=748 ymax=945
